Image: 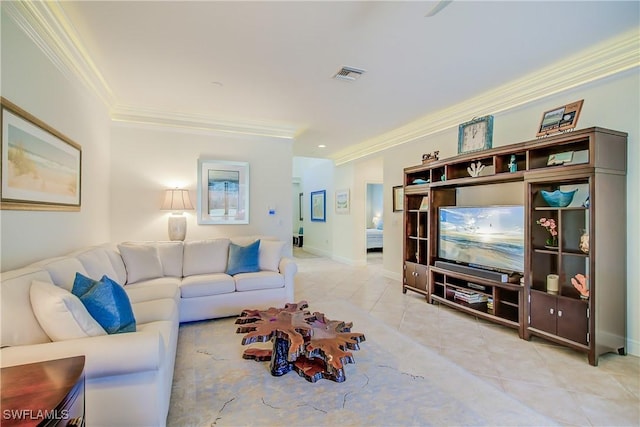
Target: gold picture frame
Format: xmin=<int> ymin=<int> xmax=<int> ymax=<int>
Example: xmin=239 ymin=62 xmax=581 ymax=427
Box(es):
xmin=1 ymin=98 xmax=82 ymax=211
xmin=536 ymin=100 xmax=583 ymax=137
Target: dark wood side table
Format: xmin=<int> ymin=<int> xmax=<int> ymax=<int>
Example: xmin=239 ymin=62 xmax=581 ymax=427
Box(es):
xmin=1 ymin=356 xmax=85 ymax=426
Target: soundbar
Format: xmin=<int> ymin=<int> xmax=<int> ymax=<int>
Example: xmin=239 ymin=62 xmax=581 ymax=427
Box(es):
xmin=434 ymin=260 xmax=510 ymax=283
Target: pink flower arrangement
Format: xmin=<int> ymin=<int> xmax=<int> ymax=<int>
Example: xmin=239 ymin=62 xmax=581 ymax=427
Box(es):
xmin=537 ymin=217 xmax=558 ymax=247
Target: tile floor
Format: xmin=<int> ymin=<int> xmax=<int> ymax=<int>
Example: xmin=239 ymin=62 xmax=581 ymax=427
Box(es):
xmin=293 ymin=249 xmax=640 ymax=426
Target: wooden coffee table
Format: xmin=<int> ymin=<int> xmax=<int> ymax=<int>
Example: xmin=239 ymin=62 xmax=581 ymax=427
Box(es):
xmin=1 ymin=356 xmax=85 ymax=426
xmin=235 ymin=301 xmax=366 ymax=383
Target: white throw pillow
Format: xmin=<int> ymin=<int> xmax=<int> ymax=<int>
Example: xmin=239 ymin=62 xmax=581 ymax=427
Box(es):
xmin=183 ymin=239 xmax=230 ymax=276
xmin=30 ymin=280 xmax=106 ymax=341
xmin=118 ymin=244 xmax=163 ymax=284
xmin=259 ymin=240 xmax=285 ymax=272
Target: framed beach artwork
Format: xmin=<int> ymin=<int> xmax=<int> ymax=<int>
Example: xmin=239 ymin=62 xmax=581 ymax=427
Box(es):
xmin=310 ymin=190 xmax=326 ymax=222
xmin=197 ymin=159 xmax=249 ymax=224
xmin=335 ymin=189 xmax=350 ymax=214
xmin=1 ymin=98 xmax=81 ymax=211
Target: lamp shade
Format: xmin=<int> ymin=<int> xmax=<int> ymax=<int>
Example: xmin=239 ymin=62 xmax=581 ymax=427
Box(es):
xmin=161 ymin=189 xmax=194 ymax=211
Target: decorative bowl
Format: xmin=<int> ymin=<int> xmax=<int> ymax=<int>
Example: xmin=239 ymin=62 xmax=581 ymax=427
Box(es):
xmin=540 ymin=189 xmax=577 ymax=207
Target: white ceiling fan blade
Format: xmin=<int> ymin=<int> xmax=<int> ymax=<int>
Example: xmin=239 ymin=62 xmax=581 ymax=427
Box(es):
xmin=425 ymin=0 xmax=453 ymax=17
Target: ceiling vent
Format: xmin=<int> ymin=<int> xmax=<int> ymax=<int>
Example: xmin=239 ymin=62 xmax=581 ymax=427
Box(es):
xmin=333 ymin=66 xmax=366 ymax=82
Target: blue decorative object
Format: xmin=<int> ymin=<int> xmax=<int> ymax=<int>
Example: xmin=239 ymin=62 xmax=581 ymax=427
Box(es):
xmin=540 ymin=189 xmax=577 ymax=207
xmin=412 ymin=178 xmax=429 ymax=184
xmin=72 ymin=273 xmax=136 ymax=334
xmin=226 ymin=240 xmax=261 ymax=275
xmin=509 ymin=155 xmax=517 ymax=173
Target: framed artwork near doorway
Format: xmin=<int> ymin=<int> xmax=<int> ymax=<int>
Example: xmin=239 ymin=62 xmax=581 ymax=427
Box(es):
xmin=310 ymin=190 xmax=326 ymax=222
xmin=197 ymin=159 xmax=249 ymax=224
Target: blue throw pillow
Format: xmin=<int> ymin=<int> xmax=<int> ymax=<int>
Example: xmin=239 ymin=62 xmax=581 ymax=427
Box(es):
xmin=226 ymin=240 xmax=261 ymax=275
xmin=72 ymin=273 xmax=136 ymax=334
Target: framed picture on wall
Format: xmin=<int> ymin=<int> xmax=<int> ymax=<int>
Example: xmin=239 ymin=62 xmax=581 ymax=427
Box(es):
xmin=310 ymin=190 xmax=326 ymax=222
xmin=335 ymin=189 xmax=350 ymax=214
xmin=197 ymin=159 xmax=249 ymax=224
xmin=299 ymin=192 xmax=303 ymax=220
xmin=392 ymin=185 xmax=404 ymax=212
xmin=1 ymin=97 xmax=82 ymax=211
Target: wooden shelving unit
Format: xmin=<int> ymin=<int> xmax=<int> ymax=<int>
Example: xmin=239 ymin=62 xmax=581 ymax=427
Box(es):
xmin=402 ymin=127 xmax=627 ymax=365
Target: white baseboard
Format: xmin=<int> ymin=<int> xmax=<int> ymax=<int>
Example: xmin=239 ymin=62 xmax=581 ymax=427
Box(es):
xmin=626 ymin=337 xmax=639 ymax=357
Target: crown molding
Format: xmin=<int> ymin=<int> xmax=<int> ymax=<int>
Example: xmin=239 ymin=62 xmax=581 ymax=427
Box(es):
xmin=3 ymin=1 xmax=116 ymax=108
xmin=6 ymin=3 xmax=639 ymax=151
xmin=5 ymin=1 xmax=297 ymax=140
xmin=331 ymin=28 xmax=640 ymax=165
xmin=111 ymin=105 xmax=297 ymax=139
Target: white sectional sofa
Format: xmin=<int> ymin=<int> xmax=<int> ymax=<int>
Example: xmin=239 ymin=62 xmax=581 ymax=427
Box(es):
xmin=0 ymin=236 xmax=296 ymax=427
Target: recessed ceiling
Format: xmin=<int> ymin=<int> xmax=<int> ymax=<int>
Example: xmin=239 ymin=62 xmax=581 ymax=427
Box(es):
xmin=22 ymin=1 xmax=640 ymax=161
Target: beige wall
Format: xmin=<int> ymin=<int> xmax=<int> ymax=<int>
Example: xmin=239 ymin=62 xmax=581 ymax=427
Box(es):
xmin=0 ymin=12 xmax=112 ymax=271
xmin=110 ymin=124 xmax=293 ymax=248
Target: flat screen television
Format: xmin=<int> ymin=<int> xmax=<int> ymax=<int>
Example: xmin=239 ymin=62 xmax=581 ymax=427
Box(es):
xmin=438 ymin=205 xmax=525 ymax=274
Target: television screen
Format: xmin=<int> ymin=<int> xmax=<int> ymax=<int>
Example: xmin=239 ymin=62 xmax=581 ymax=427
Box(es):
xmin=438 ymin=206 xmax=525 ymax=274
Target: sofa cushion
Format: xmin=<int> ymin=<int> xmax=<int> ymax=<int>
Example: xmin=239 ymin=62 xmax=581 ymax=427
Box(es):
xmin=75 ymin=247 xmax=120 ymax=281
xmin=30 ymin=280 xmax=107 ymax=341
xmin=124 ymin=277 xmax=181 ymax=304
xmin=226 ymin=240 xmax=261 ymax=275
xmin=1 ymin=268 xmax=53 ymax=346
xmin=259 ymin=240 xmax=286 ymax=272
xmin=156 ymin=242 xmax=184 ymax=277
xmin=234 ymin=271 xmax=285 ymax=292
xmin=72 ymin=274 xmax=136 ymax=334
xmin=118 ymin=244 xmax=163 ymax=284
xmin=131 ymin=298 xmax=179 ymax=325
xmin=180 ymin=274 xmax=235 ymax=298
xmin=183 ymin=239 xmax=229 ymax=276
xmin=31 ymin=257 xmax=88 ymax=291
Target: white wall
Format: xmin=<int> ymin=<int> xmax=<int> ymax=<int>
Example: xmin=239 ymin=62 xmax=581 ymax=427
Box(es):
xmin=110 ymin=124 xmax=293 ymax=251
xmin=377 ymin=68 xmax=639 ymax=355
xmin=296 ymin=157 xmax=334 ymax=257
xmin=0 ymin=12 xmax=112 ymax=271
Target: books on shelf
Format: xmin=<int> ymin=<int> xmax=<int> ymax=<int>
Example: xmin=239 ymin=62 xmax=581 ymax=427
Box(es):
xmin=453 ymin=288 xmax=488 ymax=304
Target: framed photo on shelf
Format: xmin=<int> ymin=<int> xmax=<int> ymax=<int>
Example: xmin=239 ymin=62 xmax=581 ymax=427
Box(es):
xmin=310 ymin=190 xmax=326 ymax=222
xmin=419 ymin=196 xmax=429 ymax=211
xmin=1 ymin=97 xmax=82 ymax=211
xmin=536 ymin=99 xmax=583 ymax=137
xmin=458 ymin=115 xmax=494 ymax=154
xmin=335 ymin=189 xmax=350 ymax=214
xmin=197 ymin=159 xmax=249 ymax=224
xmin=392 ymin=185 xmax=404 ymax=212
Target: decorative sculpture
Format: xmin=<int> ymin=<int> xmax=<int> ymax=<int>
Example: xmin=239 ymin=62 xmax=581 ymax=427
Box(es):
xmin=467 ymin=161 xmax=485 ymax=177
xmin=422 ymin=151 xmax=440 ymax=164
xmin=571 ymin=273 xmax=589 ymax=299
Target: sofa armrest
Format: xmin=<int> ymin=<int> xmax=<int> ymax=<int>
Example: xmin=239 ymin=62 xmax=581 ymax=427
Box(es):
xmin=279 ymin=257 xmax=297 ymax=286
xmin=0 ymin=329 xmax=163 ymax=380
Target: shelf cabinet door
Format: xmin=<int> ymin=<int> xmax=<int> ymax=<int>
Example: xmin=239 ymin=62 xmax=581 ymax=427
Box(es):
xmin=529 ymin=291 xmax=588 ymax=345
xmin=557 ymin=297 xmax=588 ymax=345
xmin=405 ymin=262 xmax=428 ymax=291
xmin=529 ymin=291 xmax=557 ymax=335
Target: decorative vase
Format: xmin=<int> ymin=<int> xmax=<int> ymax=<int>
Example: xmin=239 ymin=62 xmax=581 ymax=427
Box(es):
xmin=579 ymin=229 xmax=589 ymax=254
xmin=544 ymin=236 xmax=558 ymax=249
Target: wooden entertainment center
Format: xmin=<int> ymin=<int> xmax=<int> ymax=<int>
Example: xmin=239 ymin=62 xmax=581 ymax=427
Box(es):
xmin=402 ymin=127 xmax=627 ymax=365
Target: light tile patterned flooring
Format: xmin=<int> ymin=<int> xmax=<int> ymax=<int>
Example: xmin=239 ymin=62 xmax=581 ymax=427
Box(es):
xmin=293 ymin=249 xmax=640 ymax=426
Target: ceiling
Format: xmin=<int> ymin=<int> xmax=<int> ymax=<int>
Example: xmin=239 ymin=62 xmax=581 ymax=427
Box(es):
xmin=29 ymin=1 xmax=640 ymax=161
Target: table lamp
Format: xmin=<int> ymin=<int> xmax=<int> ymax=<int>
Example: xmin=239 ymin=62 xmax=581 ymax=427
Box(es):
xmin=161 ymin=189 xmax=194 ymax=241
